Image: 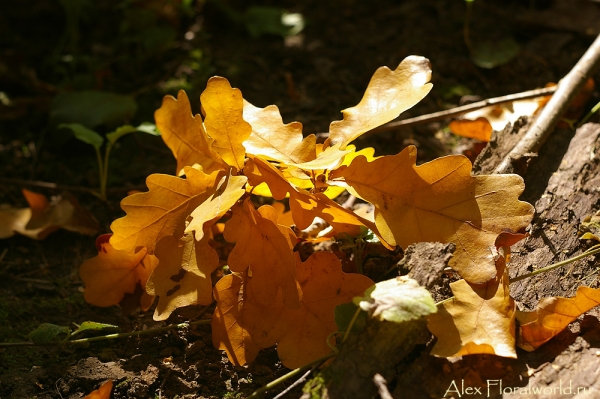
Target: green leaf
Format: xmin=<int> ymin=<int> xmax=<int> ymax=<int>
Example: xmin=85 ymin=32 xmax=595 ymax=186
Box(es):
xmin=51 ymin=90 xmax=137 ymax=128
xmin=470 ymin=37 xmax=520 ymax=69
xmin=60 ymin=123 xmax=104 ymax=150
xmin=71 ymin=321 xmax=120 ymax=337
xmin=106 ymin=123 xmax=160 ymax=145
xmin=28 ymin=323 xmax=70 ymax=344
xmin=353 ymin=277 xmax=437 ymax=323
xmin=335 ymin=302 xmax=367 ymax=333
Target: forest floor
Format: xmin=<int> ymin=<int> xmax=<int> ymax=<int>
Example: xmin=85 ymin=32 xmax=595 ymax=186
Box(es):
xmin=1 ymin=0 xmax=600 ymax=398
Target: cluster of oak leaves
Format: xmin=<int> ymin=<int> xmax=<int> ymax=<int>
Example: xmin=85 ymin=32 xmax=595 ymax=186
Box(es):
xmin=77 ymin=56 xmax=600 ymax=370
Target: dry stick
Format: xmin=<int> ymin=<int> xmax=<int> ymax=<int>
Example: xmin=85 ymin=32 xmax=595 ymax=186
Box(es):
xmin=373 ymin=373 xmax=394 ymax=399
xmin=494 ymin=33 xmax=600 ymax=174
xmin=370 ymin=86 xmax=557 ymax=133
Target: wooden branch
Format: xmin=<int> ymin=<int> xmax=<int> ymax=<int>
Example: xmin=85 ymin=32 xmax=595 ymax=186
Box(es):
xmin=370 ymin=86 xmax=557 ymax=133
xmin=494 ymin=33 xmax=600 ymax=174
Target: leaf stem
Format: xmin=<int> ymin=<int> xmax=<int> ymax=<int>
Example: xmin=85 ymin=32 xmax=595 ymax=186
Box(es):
xmin=247 ymin=352 xmax=336 ymax=399
xmin=0 ymin=319 xmax=211 ymax=347
xmin=94 ymin=146 xmax=105 ymax=200
xmin=578 ymin=100 xmax=600 ymax=128
xmin=509 ymin=245 xmax=600 ymax=283
xmin=342 ymin=306 xmax=362 ymax=343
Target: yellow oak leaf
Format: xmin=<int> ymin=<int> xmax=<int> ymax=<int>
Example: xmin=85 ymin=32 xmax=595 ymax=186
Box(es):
xmin=224 ymin=199 xmax=300 ymax=308
xmin=242 ymin=100 xmax=316 ymax=164
xmin=428 ymin=257 xmax=516 ymax=358
xmin=110 ymin=167 xmax=222 ymax=254
xmin=147 ymin=228 xmax=219 ymax=321
xmin=286 ymin=142 xmax=350 ymax=170
xmin=329 ymin=146 xmax=534 ymax=283
xmin=328 ymin=55 xmax=433 ymax=149
xmin=155 ymin=90 xmax=226 ymax=176
xmin=516 ymin=286 xmax=600 ymax=351
xmin=212 ymin=252 xmax=374 ymax=368
xmin=184 ymin=173 xmax=247 ymax=241
xmin=244 ymin=156 xmax=391 ymax=247
xmin=212 ymin=272 xmax=262 ymax=366
xmin=201 ymin=77 xmax=251 ymax=170
xmin=80 ymin=234 xmax=158 ymax=309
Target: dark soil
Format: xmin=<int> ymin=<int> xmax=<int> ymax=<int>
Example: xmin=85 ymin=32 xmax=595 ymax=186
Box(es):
xmin=2 ymin=0 xmax=600 ymax=398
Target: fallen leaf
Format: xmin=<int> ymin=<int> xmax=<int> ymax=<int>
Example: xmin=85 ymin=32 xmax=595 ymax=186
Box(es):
xmin=155 ymin=90 xmax=226 ymax=175
xmin=242 ymin=100 xmax=316 ymax=164
xmin=328 ymin=55 xmax=433 ymax=149
xmin=224 ymin=199 xmax=300 ymax=308
xmin=329 ymin=146 xmax=534 ymax=283
xmin=448 ymin=117 xmax=493 ymax=141
xmin=110 ymin=167 xmax=222 ymax=254
xmin=80 ymin=234 xmax=158 ymax=309
xmin=212 ymin=252 xmax=374 ymax=368
xmin=428 ymin=257 xmax=516 ymax=358
xmin=83 ymin=380 xmax=113 ymax=399
xmin=517 ymin=286 xmax=600 ymax=351
xmin=184 ymin=172 xmax=247 ymax=241
xmin=147 ymin=228 xmax=219 ymax=321
xmin=0 ymin=189 xmax=99 ymax=240
xmin=201 ymin=77 xmax=251 ymax=170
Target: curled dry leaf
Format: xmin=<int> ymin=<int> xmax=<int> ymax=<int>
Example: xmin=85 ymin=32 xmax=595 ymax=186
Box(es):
xmin=80 ymin=234 xmax=158 ymax=310
xmin=154 ymin=90 xmax=226 ymax=176
xmin=328 ymin=55 xmax=433 ymax=149
xmin=212 ymin=252 xmax=374 ymax=368
xmin=0 ymin=189 xmax=99 ymax=240
xmin=242 ymin=99 xmax=316 ymax=164
xmin=83 ymin=380 xmax=113 ymax=399
xmin=428 ymin=257 xmax=516 ymax=358
xmin=517 ymin=286 xmax=600 ymax=351
xmin=147 ymin=228 xmax=219 ymax=321
xmin=224 ymin=199 xmax=300 ymax=308
xmin=201 ymin=77 xmax=251 ymax=171
xmin=329 ymin=145 xmax=534 ymax=284
xmin=109 ymin=167 xmax=222 ymax=254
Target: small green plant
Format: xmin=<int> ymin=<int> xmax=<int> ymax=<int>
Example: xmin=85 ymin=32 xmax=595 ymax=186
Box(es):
xmin=60 ymin=122 xmax=159 ymax=200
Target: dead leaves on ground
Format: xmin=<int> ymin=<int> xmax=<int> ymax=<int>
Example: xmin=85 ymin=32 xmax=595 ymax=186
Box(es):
xmin=77 ymin=55 xmax=594 ymax=369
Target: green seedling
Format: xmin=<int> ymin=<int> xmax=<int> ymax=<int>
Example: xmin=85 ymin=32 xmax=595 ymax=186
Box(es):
xmin=60 ymin=122 xmax=159 ymax=200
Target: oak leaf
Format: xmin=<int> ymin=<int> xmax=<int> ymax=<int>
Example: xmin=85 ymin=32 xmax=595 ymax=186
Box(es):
xmin=329 ymin=146 xmax=534 ymax=283
xmin=147 ymin=228 xmax=219 ymax=321
xmin=242 ymin=99 xmax=316 ymax=164
xmin=201 ymin=77 xmax=251 ymax=170
xmin=516 ymin=286 xmax=600 ymax=351
xmin=212 ymin=272 xmax=262 ymax=366
xmin=224 ymin=199 xmax=300 ymax=308
xmin=155 ymin=90 xmax=226 ymax=175
xmin=80 ymin=234 xmax=158 ymax=310
xmin=428 ymin=257 xmax=516 ymax=358
xmin=109 ymin=167 xmax=221 ymax=254
xmin=244 ymin=156 xmax=390 ymax=246
xmin=328 ymin=56 xmax=433 ymax=149
xmin=185 ymin=173 xmax=247 ymax=241
xmin=212 ymin=252 xmax=374 ymax=368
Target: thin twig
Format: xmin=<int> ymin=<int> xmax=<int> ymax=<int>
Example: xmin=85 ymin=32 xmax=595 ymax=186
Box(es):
xmin=0 ymin=319 xmax=211 ymax=347
xmin=373 ymin=373 xmax=394 ymax=399
xmin=371 ymin=86 xmax=557 ymax=133
xmin=510 ymin=245 xmax=600 ymax=283
xmin=272 ymin=369 xmax=313 ymax=399
xmin=248 ymin=353 xmax=336 ymax=399
xmin=494 ymin=33 xmax=600 ymax=174
xmin=0 ymin=176 xmax=146 ymax=194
